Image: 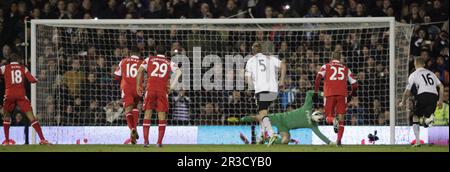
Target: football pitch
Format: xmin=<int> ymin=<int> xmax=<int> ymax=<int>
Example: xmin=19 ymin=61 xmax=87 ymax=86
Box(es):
xmin=1 ymin=144 xmax=448 ymax=152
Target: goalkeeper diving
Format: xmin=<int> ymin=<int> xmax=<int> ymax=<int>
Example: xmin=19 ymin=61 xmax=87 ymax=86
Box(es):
xmin=240 ymin=90 xmax=333 ymax=145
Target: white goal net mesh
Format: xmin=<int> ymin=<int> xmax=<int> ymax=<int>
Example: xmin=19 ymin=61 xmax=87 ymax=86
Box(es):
xmin=32 ymin=20 xmax=413 ymax=129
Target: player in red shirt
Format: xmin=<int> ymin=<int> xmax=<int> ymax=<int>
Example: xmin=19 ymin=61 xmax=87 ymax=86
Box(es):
xmin=114 ymin=47 xmax=143 ymax=144
xmin=314 ymin=53 xmax=358 ymax=146
xmin=1 ymin=54 xmax=49 ymax=145
xmin=136 ymin=46 xmax=182 ymax=147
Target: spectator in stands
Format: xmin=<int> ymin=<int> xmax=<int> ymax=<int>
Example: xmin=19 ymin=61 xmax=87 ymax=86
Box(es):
xmin=368 ymin=98 xmax=383 ymax=125
xmin=304 ymin=4 xmax=323 ymax=18
xmin=352 ymin=3 xmax=367 ymax=17
xmin=277 ymin=77 xmax=292 ymax=110
xmin=12 ymin=112 xmax=27 ymax=126
xmin=403 ymin=3 xmax=422 ymax=24
xmin=196 ymin=3 xmax=212 ymax=19
xmin=167 ymin=0 xmax=189 ymax=18
xmin=430 ymin=0 xmax=448 ymax=22
xmin=347 ymin=96 xmax=364 ymax=125
xmin=264 ymin=6 xmax=273 ymax=18
xmin=101 ymin=0 xmax=120 ymax=19
xmin=83 ymin=73 xmax=101 ymax=105
xmin=435 ymin=31 xmax=448 ymax=57
xmin=56 ymin=0 xmax=67 ymax=19
xmin=104 ymin=100 xmax=123 ymax=124
xmin=72 ymin=96 xmax=85 ymax=125
xmin=186 ymin=25 xmax=206 ymax=55
xmin=30 ymin=8 xmax=41 ymax=19
xmin=199 ymin=102 xmax=219 ymax=125
xmin=170 ymin=41 xmax=186 ymax=56
xmin=83 ymin=12 xmax=92 ymax=19
xmin=1 ymin=44 xmax=11 ymax=60
xmin=45 ymin=95 xmax=56 ymax=125
xmin=255 ymin=31 xmax=274 ymax=54
xmin=436 ymin=55 xmax=449 ymax=85
xmin=171 ymin=90 xmax=192 ymax=125
xmin=378 ymin=111 xmax=389 ymax=126
xmin=52 ymin=74 xmax=69 ymax=123
xmin=223 ymin=90 xmax=247 ymax=124
xmin=333 ymin=3 xmax=348 ymax=17
xmin=89 ymin=100 xmax=104 ymax=125
xmin=80 ymin=0 xmax=93 ymax=17
xmin=116 ymin=33 xmax=127 ymax=49
xmin=40 ymin=2 xmax=56 ymax=19
xmin=63 ymin=58 xmax=85 ymax=98
xmin=147 ymin=37 xmax=156 ymax=54
xmin=146 ymin=0 xmax=167 ymax=19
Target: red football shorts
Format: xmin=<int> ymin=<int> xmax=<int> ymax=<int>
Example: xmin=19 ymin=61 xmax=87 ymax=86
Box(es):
xmin=324 ymin=95 xmax=347 ymax=117
xmin=3 ymin=95 xmax=32 ymax=113
xmin=143 ymin=91 xmax=168 ymax=112
xmin=121 ymin=89 xmax=141 ymax=108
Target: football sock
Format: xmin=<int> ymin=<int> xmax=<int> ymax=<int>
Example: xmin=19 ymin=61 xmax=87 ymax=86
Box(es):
xmin=125 ymin=112 xmax=134 ymax=130
xmin=337 ymin=121 xmax=345 ymax=143
xmin=132 ymin=109 xmax=139 ymax=129
xmin=3 ymin=119 xmax=11 ymax=142
xmin=143 ymin=119 xmax=151 ymax=144
xmin=157 ymin=120 xmax=166 ymax=145
xmin=413 ymin=123 xmax=420 ymax=145
xmin=31 ymin=120 xmax=45 ymax=141
xmin=259 ymin=121 xmax=266 ymax=139
xmin=262 ymin=116 xmax=275 ymax=137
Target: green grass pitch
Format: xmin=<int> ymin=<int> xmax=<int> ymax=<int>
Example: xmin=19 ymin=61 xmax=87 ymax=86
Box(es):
xmin=1 ymin=144 xmax=448 ymax=152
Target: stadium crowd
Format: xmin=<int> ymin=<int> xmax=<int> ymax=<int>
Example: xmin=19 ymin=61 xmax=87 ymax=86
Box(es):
xmin=0 ymin=0 xmax=449 ymax=126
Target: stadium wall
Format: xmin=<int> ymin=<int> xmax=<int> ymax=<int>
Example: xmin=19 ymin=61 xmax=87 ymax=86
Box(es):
xmin=1 ymin=126 xmax=446 ymax=145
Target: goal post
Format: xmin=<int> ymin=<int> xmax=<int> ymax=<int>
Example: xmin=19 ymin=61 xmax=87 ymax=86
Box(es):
xmin=30 ymin=22 xmax=37 ymax=144
xmin=30 ymin=18 xmax=413 ymax=144
xmin=389 ymin=19 xmax=396 ymax=145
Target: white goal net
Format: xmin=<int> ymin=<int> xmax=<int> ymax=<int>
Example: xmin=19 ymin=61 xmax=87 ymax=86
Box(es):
xmin=31 ymin=18 xmax=413 ymax=144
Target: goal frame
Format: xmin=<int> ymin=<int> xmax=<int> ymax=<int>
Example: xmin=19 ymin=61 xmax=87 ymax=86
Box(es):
xmin=30 ymin=17 xmax=397 ymax=144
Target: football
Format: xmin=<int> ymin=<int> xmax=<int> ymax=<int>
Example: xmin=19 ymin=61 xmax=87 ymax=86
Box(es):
xmin=311 ymin=111 xmax=325 ymax=123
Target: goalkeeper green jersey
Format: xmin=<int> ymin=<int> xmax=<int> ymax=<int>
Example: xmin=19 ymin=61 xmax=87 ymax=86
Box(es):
xmin=240 ymin=90 xmax=331 ymax=144
xmin=269 ymin=90 xmax=318 ymax=132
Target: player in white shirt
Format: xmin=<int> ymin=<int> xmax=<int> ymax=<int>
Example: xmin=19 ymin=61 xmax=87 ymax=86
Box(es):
xmin=399 ymin=57 xmax=444 ymax=147
xmin=245 ymin=42 xmax=286 ymax=146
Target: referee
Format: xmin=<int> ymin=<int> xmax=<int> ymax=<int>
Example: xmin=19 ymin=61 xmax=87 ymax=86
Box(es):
xmin=399 ymin=57 xmax=444 ymax=147
xmin=245 ymin=42 xmax=286 ymax=146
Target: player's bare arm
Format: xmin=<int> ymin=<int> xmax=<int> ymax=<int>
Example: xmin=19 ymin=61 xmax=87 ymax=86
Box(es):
xmin=437 ymin=83 xmax=444 ymax=108
xmin=399 ymin=88 xmax=411 ymax=107
xmin=170 ymin=68 xmax=182 ymax=91
xmin=25 ymin=69 xmax=38 ymax=83
xmin=136 ymin=66 xmax=145 ymax=96
xmin=279 ymin=59 xmax=286 ymax=89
